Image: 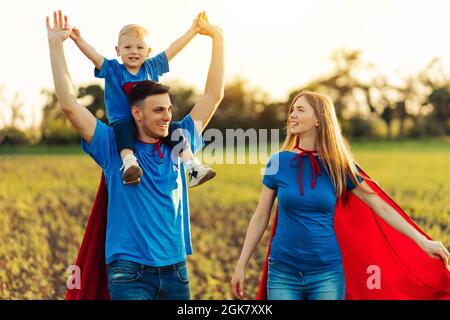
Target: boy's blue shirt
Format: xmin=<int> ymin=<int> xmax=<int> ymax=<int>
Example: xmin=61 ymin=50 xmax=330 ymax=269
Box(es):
xmin=95 ymin=52 xmax=169 ymax=123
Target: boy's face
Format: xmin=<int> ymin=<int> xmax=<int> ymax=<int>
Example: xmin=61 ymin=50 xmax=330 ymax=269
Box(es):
xmin=116 ymin=34 xmax=152 ymax=70
xmin=132 ymin=93 xmax=172 ymax=139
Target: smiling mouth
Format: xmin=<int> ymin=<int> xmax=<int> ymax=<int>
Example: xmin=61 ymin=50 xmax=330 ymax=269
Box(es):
xmin=158 ymin=124 xmax=168 ymax=129
xmin=290 ymin=122 xmax=299 ymax=127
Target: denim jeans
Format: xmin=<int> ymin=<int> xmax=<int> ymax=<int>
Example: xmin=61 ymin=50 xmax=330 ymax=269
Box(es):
xmin=267 ymin=258 xmax=346 ymax=300
xmin=106 ymin=259 xmax=191 ymax=300
xmin=111 ymin=119 xmax=137 ymax=153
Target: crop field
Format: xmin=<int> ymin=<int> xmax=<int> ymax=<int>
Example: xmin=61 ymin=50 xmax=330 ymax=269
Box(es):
xmin=0 ymin=139 xmax=449 ymax=299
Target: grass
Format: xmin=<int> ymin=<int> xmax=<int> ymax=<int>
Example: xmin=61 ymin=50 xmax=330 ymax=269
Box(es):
xmin=0 ymin=137 xmax=449 ymax=299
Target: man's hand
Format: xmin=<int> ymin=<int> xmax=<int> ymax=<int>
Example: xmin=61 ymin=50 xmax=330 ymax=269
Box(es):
xmin=196 ymin=11 xmax=223 ymax=38
xmin=46 ymin=9 xmax=97 ymax=144
xmin=46 ymin=10 xmax=72 ymax=43
xmin=55 ymin=12 xmax=104 ymax=70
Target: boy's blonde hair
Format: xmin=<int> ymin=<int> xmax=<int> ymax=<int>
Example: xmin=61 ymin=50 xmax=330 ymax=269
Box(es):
xmin=118 ymin=24 xmax=148 ymax=42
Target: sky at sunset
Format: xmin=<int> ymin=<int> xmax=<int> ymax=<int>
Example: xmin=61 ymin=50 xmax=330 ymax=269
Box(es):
xmin=0 ymin=0 xmax=449 ymax=128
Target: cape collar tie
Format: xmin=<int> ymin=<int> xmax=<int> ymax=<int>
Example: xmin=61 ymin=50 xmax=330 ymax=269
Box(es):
xmin=152 ymin=140 xmax=164 ymax=159
xmin=289 ymin=145 xmax=321 ymax=196
xmin=138 ymin=139 xmax=164 ymax=160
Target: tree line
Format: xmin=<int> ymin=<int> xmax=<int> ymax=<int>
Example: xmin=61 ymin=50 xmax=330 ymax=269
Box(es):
xmin=1 ymin=49 xmax=449 ymax=146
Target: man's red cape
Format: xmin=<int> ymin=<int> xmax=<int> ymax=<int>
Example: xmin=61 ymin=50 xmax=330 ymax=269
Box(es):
xmin=65 ymin=169 xmax=450 ymax=300
xmin=65 ymin=173 xmax=110 ymax=300
xmin=256 ymin=167 xmax=450 ymax=300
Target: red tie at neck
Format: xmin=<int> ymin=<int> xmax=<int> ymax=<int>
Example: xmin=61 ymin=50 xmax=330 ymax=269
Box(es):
xmin=289 ymin=145 xmax=322 ymax=196
xmin=138 ymin=139 xmax=164 ymax=159
xmin=152 ymin=140 xmax=164 ymax=159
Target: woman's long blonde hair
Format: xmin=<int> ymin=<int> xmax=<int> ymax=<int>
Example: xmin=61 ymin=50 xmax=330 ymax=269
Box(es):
xmin=282 ymin=91 xmax=367 ymax=197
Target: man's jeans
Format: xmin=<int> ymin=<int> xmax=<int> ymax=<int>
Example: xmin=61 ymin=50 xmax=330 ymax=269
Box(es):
xmin=107 ymin=259 xmax=191 ymax=300
xmin=267 ymin=258 xmax=346 ymax=300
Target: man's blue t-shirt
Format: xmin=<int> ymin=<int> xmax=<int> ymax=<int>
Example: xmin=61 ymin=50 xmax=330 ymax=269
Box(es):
xmin=263 ymin=151 xmax=363 ymax=272
xmin=81 ymin=114 xmax=203 ymax=267
xmin=95 ymin=52 xmax=169 ymax=123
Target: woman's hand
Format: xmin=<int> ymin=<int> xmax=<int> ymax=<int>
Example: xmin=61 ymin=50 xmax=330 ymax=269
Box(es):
xmin=418 ymin=238 xmax=450 ymax=269
xmin=231 ymin=266 xmax=246 ymax=299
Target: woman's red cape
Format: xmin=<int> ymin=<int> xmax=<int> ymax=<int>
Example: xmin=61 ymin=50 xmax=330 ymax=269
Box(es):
xmin=256 ymin=167 xmax=450 ymax=300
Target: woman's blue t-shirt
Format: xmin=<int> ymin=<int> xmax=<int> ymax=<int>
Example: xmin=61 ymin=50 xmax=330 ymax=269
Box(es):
xmin=263 ymin=151 xmax=362 ymax=272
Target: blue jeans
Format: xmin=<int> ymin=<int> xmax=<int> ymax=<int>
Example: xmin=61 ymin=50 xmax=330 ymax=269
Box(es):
xmin=106 ymin=259 xmax=191 ymax=300
xmin=111 ymin=119 xmax=137 ymax=153
xmin=267 ymin=258 xmax=346 ymax=300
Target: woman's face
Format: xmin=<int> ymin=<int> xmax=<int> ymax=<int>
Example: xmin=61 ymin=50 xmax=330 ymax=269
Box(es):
xmin=288 ymin=96 xmax=318 ymax=135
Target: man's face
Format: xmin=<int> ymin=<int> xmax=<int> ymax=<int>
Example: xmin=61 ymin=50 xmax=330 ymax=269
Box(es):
xmin=133 ymin=93 xmax=172 ymax=140
xmin=116 ymin=34 xmax=151 ymax=70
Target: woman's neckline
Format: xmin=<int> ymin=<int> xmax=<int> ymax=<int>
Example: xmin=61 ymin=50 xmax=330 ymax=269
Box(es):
xmin=282 ymin=150 xmax=321 ymax=157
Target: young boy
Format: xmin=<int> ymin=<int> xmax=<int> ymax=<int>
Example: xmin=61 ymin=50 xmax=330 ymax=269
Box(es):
xmin=67 ymin=13 xmax=215 ymax=187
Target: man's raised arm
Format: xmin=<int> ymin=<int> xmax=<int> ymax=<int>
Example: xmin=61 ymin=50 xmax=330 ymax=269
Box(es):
xmin=47 ymin=10 xmax=97 ymax=144
xmin=189 ymin=12 xmax=225 ymax=134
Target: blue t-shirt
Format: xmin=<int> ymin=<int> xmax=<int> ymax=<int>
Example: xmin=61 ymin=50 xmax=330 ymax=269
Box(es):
xmin=263 ymin=151 xmax=363 ymax=272
xmin=95 ymin=52 xmax=170 ymax=123
xmin=81 ymin=114 xmax=203 ymax=267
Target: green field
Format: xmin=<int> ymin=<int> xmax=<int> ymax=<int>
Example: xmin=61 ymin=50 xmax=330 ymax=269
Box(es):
xmin=0 ymin=139 xmax=449 ymax=299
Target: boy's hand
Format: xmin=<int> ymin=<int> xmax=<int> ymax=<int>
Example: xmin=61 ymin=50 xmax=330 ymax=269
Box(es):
xmin=196 ymin=12 xmax=223 ymax=38
xmin=46 ymin=10 xmax=72 ymax=42
xmin=190 ymin=12 xmax=202 ymax=34
xmin=62 ymin=15 xmax=81 ymax=42
xmin=70 ymin=28 xmax=81 ymax=42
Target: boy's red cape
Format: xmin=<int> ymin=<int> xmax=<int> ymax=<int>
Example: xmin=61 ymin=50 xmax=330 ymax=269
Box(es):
xmin=257 ymin=166 xmax=450 ymax=300
xmin=66 ymin=169 xmax=450 ymax=300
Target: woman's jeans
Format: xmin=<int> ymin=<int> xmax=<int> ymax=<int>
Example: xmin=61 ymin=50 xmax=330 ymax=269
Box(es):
xmin=267 ymin=258 xmax=346 ymax=300
xmin=107 ymin=259 xmax=191 ymax=300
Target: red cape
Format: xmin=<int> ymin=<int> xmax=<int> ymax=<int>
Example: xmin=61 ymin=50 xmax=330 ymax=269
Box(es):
xmin=65 ymin=173 xmax=110 ymax=300
xmin=256 ymin=167 xmax=450 ymax=300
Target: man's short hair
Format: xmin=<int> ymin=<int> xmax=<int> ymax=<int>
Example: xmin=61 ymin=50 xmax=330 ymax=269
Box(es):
xmin=128 ymin=80 xmax=170 ymax=108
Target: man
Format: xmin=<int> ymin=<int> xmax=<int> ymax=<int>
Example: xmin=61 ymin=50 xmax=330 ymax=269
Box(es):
xmin=46 ymin=10 xmax=224 ymax=300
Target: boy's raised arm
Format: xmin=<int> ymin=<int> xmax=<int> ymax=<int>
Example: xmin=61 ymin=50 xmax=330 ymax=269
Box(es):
xmin=65 ymin=17 xmax=104 ymax=70
xmin=164 ymin=12 xmax=201 ymax=61
xmin=47 ymin=11 xmax=97 ymax=144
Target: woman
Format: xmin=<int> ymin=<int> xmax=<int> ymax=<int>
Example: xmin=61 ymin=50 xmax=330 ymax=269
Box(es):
xmin=231 ymin=91 xmax=449 ymax=300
